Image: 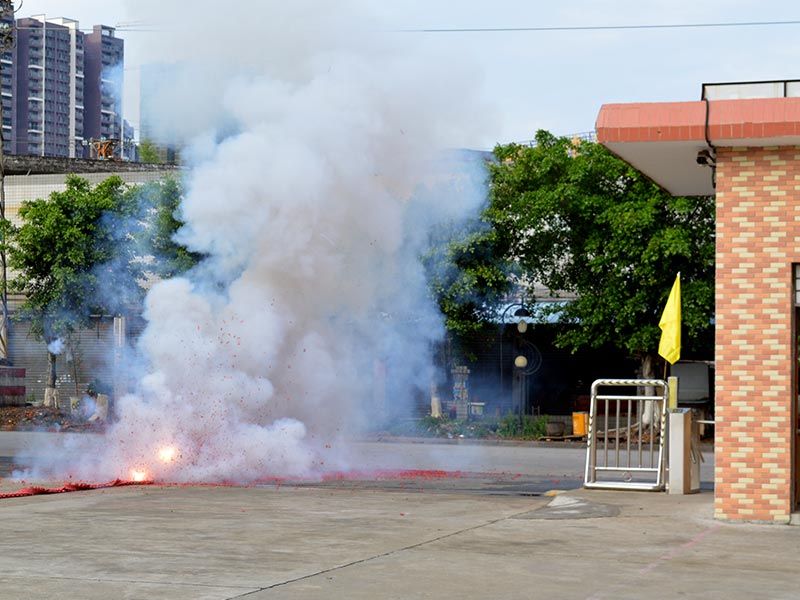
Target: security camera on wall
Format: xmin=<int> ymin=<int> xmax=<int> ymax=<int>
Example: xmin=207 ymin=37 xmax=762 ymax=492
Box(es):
xmin=696 ymin=149 xmax=716 ymax=167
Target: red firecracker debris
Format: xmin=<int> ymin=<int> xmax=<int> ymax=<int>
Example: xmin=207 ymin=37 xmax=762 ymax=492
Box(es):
xmin=0 ymin=479 xmax=150 ymax=499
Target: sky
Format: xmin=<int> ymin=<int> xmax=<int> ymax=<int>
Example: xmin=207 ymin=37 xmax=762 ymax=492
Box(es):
xmin=15 ymin=0 xmax=800 ymax=149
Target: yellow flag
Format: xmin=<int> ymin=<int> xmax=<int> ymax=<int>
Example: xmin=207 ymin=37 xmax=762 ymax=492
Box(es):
xmin=658 ymin=274 xmax=681 ymax=364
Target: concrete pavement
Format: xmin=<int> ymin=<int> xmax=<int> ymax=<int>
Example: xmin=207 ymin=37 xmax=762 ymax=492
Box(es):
xmin=0 ymin=435 xmax=797 ymax=600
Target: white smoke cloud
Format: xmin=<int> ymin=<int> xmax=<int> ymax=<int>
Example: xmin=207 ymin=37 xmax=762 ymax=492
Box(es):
xmin=33 ymin=0 xmax=494 ymax=483
xmin=47 ymin=338 xmax=65 ymax=355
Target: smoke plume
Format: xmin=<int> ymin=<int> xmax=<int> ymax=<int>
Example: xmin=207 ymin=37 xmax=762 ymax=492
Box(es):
xmin=35 ymin=0 xmax=493 ymax=483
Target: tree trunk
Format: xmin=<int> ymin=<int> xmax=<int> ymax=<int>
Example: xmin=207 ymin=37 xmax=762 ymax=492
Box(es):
xmin=43 ymin=350 xmax=59 ymax=408
xmin=640 ymin=352 xmax=661 ymax=429
xmin=47 ymin=350 xmax=57 ymax=388
xmin=641 ymin=352 xmax=658 ymax=380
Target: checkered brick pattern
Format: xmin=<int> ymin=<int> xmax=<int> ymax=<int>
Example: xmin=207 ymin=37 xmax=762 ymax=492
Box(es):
xmin=714 ymin=145 xmax=798 ymax=522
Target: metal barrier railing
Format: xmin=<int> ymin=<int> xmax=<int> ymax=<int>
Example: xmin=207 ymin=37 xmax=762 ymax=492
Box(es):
xmin=584 ymin=379 xmax=668 ymax=491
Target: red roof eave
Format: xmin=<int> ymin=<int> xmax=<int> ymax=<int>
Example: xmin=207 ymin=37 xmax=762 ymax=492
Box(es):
xmin=595 ymin=96 xmax=800 ymax=196
xmin=596 ymin=97 xmax=800 ymax=146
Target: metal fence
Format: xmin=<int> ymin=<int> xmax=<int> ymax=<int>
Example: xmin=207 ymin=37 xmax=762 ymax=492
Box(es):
xmin=584 ymin=379 xmax=668 ymax=491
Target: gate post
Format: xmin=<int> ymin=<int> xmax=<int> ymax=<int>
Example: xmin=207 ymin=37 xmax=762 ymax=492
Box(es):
xmin=668 ymin=407 xmax=694 ymax=494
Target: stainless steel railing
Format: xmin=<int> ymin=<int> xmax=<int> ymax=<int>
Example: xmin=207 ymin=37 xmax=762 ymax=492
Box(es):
xmin=584 ymin=379 xmax=668 ymax=491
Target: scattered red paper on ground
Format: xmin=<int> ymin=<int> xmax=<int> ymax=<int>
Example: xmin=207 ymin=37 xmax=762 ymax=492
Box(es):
xmin=0 ymin=479 xmax=150 ymax=499
xmin=0 ymin=469 xmax=473 ymax=500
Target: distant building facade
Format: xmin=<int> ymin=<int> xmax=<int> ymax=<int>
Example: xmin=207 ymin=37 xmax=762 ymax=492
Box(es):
xmin=13 ymin=16 xmax=84 ymax=157
xmin=3 ymin=15 xmax=126 ymax=159
xmin=138 ymin=63 xmax=180 ymax=163
xmin=0 ymin=9 xmax=14 ymax=155
xmin=83 ymin=24 xmax=123 ymax=148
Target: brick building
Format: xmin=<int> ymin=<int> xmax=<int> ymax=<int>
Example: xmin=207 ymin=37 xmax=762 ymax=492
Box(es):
xmin=596 ymin=80 xmax=800 ymax=522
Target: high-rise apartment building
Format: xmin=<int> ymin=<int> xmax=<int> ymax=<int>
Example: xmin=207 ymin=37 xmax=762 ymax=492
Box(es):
xmin=83 ymin=24 xmax=123 ymax=147
xmin=138 ymin=62 xmax=180 ymax=163
xmin=4 ymin=16 xmax=124 ymax=158
xmin=0 ymin=9 xmax=14 ymax=154
xmin=14 ymin=16 xmax=84 ymax=157
xmin=47 ymin=18 xmax=85 ymax=156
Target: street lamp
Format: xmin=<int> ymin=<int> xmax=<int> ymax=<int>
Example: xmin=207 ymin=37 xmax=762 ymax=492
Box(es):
xmin=499 ymin=302 xmax=532 ymax=409
xmin=514 ymin=353 xmax=527 ymax=429
xmin=500 ymin=302 xmax=541 ymax=424
xmin=514 ymin=341 xmax=542 ymax=428
xmin=500 ymin=303 xmax=531 ymax=333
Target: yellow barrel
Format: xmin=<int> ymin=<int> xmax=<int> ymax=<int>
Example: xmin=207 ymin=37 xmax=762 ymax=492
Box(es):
xmin=572 ymin=412 xmax=588 ymax=436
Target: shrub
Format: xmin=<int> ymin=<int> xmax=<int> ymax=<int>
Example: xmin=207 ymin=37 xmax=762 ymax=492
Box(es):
xmin=497 ymin=412 xmax=547 ymax=439
xmin=384 ymin=416 xmax=496 ymax=439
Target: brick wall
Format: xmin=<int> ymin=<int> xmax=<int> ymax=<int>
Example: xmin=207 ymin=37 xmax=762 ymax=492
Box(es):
xmin=715 ymin=145 xmax=798 ymax=521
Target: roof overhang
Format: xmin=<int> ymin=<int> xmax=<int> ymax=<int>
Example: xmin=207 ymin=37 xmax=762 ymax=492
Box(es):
xmin=596 ymin=96 xmax=800 ymax=196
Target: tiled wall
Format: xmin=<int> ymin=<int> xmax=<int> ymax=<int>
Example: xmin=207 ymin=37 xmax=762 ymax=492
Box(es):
xmin=714 ymin=146 xmax=798 ymax=521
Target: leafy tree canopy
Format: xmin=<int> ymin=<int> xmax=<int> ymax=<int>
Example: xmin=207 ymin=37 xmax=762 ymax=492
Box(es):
xmin=423 ymin=216 xmax=511 ymax=336
xmin=137 ymin=139 xmax=162 ymax=164
xmin=487 ymin=130 xmax=715 ymax=369
xmin=4 ymin=174 xmax=203 ymax=386
xmin=6 ymin=175 xmax=135 ymax=342
xmin=131 ymin=177 xmax=204 ymax=279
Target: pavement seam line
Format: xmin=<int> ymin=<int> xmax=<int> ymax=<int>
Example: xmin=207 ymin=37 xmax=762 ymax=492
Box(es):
xmin=583 ymin=522 xmax=723 ymax=600
xmin=226 ymin=508 xmax=535 ymax=599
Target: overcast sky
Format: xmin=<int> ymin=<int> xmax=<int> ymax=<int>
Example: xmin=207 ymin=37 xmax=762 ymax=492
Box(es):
xmin=16 ymin=0 xmax=800 ymax=149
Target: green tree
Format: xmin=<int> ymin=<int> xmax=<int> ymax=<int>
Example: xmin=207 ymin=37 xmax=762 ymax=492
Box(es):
xmin=137 ymin=139 xmax=162 ymax=164
xmin=3 ymin=174 xmax=202 ymax=398
xmin=488 ymin=131 xmax=715 ymax=377
xmin=423 ymin=217 xmax=511 ymax=336
xmin=5 ymin=175 xmax=136 ymax=389
xmin=423 ymin=216 xmax=512 ymax=366
xmin=133 ymin=177 xmax=204 ymax=278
